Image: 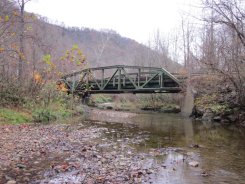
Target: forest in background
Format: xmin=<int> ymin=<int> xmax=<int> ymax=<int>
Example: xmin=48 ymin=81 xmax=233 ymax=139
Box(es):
xmin=0 ymin=0 xmax=181 ymax=81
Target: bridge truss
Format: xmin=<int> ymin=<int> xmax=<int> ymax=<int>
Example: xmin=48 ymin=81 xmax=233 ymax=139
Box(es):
xmin=59 ymin=65 xmax=182 ymax=97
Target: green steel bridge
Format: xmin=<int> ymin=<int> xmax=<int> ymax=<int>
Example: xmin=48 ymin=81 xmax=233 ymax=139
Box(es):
xmin=59 ymin=65 xmax=184 ymax=97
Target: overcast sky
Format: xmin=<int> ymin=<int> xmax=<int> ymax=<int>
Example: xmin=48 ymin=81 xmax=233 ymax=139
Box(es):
xmin=25 ymin=0 xmax=200 ymax=44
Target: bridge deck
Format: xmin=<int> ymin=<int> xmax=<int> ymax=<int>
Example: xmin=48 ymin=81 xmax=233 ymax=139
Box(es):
xmin=59 ymin=65 xmax=183 ymax=96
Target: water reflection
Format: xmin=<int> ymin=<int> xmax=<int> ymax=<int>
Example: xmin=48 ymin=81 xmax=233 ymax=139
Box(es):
xmin=131 ymin=113 xmax=195 ymax=147
xmin=86 ymin=108 xmax=245 ymax=184
xmin=183 ymin=118 xmax=194 ymax=145
xmin=181 ymin=85 xmax=194 ymax=116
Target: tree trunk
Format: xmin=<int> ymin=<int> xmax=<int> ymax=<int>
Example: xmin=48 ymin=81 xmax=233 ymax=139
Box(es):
xmin=18 ymin=0 xmax=25 ymax=79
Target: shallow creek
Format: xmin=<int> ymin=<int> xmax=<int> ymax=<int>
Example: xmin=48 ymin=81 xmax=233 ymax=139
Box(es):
xmin=86 ymin=108 xmax=245 ymax=184
xmin=1 ymin=108 xmax=245 ymax=184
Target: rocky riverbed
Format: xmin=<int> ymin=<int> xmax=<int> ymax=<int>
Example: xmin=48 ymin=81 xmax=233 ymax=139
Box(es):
xmin=0 ymin=120 xmax=199 ymax=184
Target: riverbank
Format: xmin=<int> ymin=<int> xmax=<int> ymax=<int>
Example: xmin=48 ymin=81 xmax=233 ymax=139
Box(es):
xmin=190 ymin=76 xmax=245 ymax=127
xmin=0 ymin=105 xmax=83 ymax=125
xmin=1 ymin=108 xmax=245 ymax=184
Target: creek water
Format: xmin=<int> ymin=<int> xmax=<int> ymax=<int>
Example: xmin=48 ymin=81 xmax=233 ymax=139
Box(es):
xmin=86 ymin=108 xmax=245 ymax=184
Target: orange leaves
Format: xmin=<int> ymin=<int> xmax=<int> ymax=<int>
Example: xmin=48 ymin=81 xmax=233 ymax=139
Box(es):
xmin=11 ymin=43 xmax=17 ymax=49
xmin=56 ymin=81 xmax=68 ymax=92
xmin=13 ymin=11 xmax=18 ymax=16
xmin=0 ymin=47 xmax=5 ymax=53
xmin=18 ymin=52 xmax=26 ymax=61
xmin=34 ymin=72 xmax=42 ymax=84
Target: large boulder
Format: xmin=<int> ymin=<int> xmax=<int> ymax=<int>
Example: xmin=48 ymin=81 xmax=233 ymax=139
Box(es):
xmin=160 ymin=105 xmax=181 ymax=113
xmin=191 ymin=105 xmax=204 ymax=117
xmin=202 ymin=108 xmax=214 ymax=122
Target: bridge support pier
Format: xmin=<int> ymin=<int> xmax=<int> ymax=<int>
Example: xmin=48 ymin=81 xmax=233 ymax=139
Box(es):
xmin=81 ymin=96 xmax=90 ymax=105
xmin=80 ymin=92 xmax=90 ymax=105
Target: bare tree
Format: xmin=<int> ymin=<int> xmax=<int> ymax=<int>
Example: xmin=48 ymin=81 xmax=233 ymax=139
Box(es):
xmin=15 ymin=0 xmax=31 ymax=78
xmin=201 ymin=0 xmax=245 ymax=105
xmin=0 ymin=0 xmax=19 ymax=78
xmin=181 ymin=17 xmax=198 ymax=78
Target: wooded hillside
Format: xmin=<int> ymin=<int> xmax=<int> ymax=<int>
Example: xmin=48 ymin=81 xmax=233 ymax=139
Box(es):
xmin=34 ymin=22 xmax=181 ymax=73
xmin=0 ymin=0 xmax=181 ymax=84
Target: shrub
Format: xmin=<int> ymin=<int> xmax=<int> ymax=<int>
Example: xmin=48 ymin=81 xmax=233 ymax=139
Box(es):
xmin=32 ymin=108 xmax=57 ymax=123
xmin=0 ymin=81 xmax=25 ymax=107
xmin=90 ymin=94 xmax=113 ymax=104
xmin=210 ymin=104 xmax=230 ymax=114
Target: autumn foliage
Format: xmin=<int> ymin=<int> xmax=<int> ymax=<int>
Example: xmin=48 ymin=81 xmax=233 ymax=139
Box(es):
xmin=0 ymin=0 xmax=89 ymax=106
